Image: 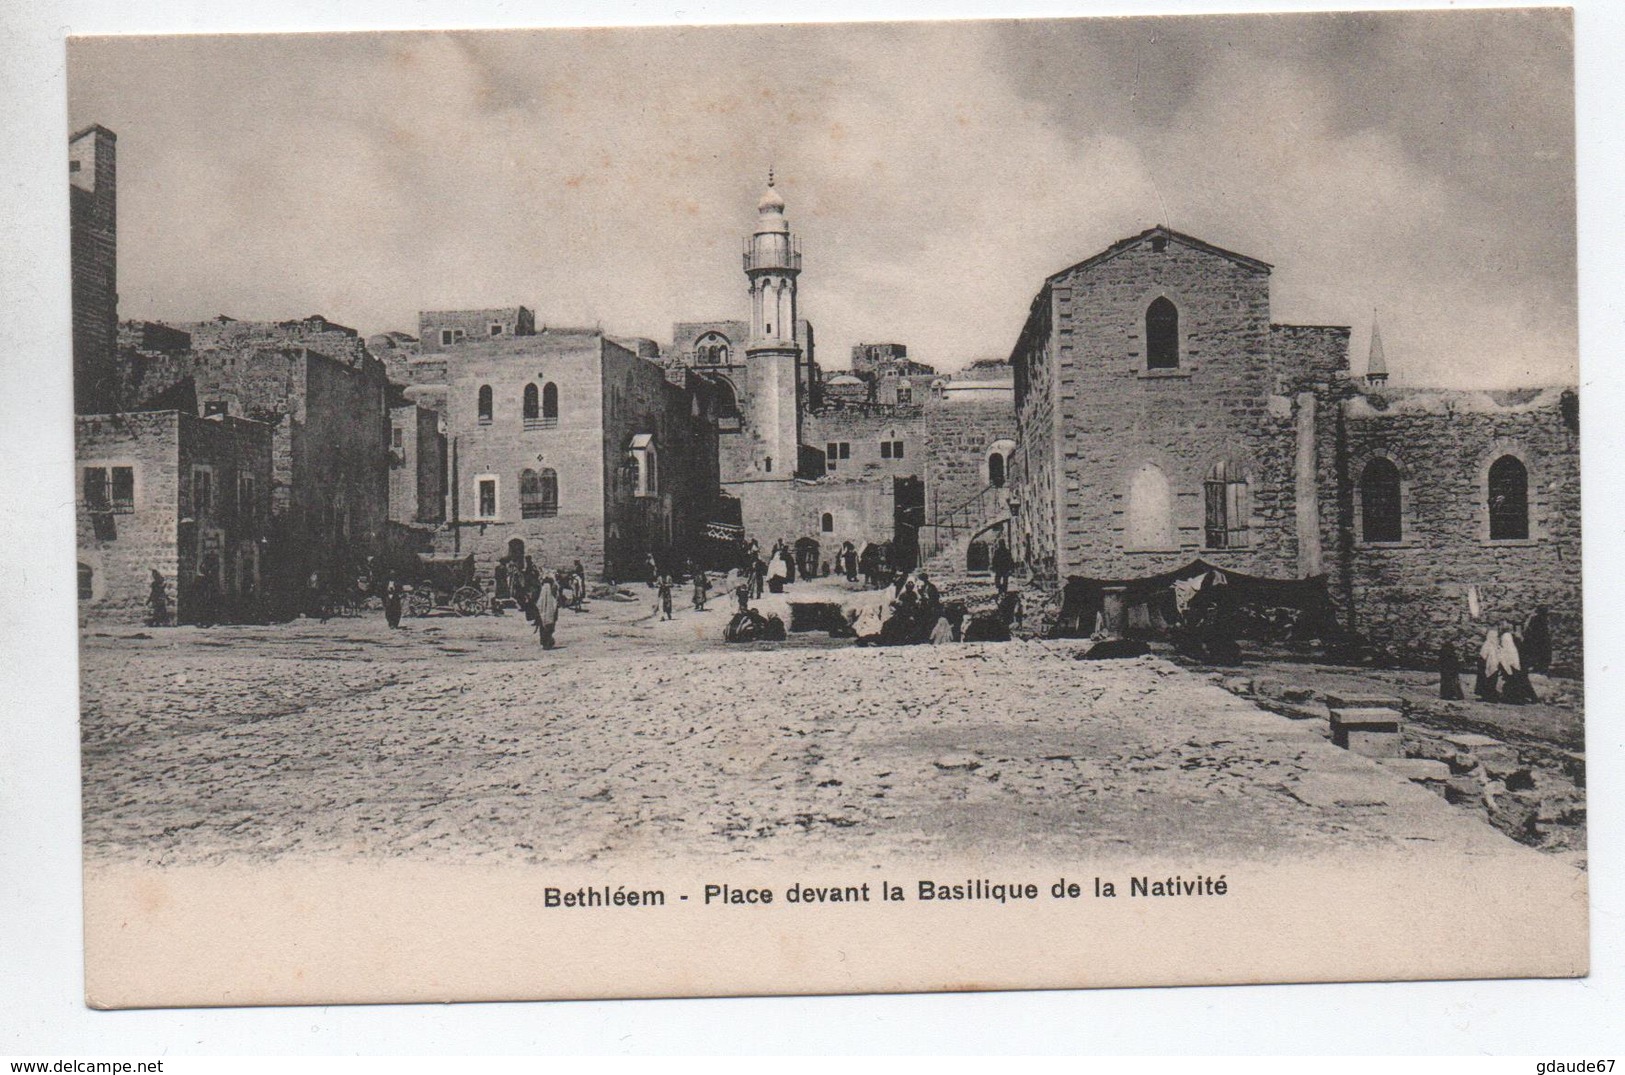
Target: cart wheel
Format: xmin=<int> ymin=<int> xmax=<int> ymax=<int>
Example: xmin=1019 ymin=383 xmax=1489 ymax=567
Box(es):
xmin=452 ymin=586 xmax=485 ymax=617
xmin=407 ymin=590 xmax=433 ymax=617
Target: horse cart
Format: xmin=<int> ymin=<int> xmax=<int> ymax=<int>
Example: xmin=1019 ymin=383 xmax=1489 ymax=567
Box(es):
xmin=406 ymin=554 xmax=487 ymax=617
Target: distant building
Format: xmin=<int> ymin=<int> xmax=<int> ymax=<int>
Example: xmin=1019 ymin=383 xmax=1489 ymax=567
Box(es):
xmin=419 ymin=307 xmax=536 ymax=352
xmin=77 ymin=411 xmax=273 ymax=624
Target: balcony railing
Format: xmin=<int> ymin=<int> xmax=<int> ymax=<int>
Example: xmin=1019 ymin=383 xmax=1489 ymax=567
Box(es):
xmin=524 ymin=416 xmax=558 ymax=431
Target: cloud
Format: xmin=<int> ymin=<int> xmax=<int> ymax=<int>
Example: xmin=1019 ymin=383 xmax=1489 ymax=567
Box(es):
xmin=68 ymin=13 xmax=1575 ymax=386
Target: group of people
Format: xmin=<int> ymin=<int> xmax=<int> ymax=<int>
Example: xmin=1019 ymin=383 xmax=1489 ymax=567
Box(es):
xmin=1439 ymin=608 xmax=1552 ymax=705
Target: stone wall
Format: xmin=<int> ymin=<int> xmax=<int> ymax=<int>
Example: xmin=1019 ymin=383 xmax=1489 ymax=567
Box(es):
xmin=1010 ymin=288 xmax=1058 ymax=581
xmin=77 ymin=412 xmax=179 ymax=622
xmin=76 ymin=412 xmax=273 ymax=625
xmin=436 ymin=331 xmax=609 ymax=579
xmin=70 ymin=126 xmax=118 ymax=414
xmin=1331 ymin=388 xmax=1582 ymax=673
xmin=389 ymin=404 xmax=446 ymax=525
xmin=922 ymin=391 xmax=1018 ymax=525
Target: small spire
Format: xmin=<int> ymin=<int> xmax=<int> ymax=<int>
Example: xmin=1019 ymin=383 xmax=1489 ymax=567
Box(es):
xmin=1367 ymin=309 xmax=1389 ymax=386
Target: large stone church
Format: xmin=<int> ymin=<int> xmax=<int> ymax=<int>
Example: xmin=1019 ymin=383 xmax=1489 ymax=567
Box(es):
xmin=1006 ymin=225 xmax=1581 ymax=672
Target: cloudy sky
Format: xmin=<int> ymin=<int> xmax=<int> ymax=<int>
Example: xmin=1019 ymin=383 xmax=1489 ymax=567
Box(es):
xmin=67 ymin=10 xmax=1574 ymax=385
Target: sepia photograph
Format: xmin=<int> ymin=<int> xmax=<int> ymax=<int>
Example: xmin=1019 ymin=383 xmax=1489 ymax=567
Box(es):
xmin=60 ymin=7 xmax=1589 ymax=1008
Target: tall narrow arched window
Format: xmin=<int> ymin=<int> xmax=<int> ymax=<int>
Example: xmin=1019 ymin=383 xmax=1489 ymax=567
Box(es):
xmin=1204 ymin=460 xmax=1250 ymax=549
xmin=523 ymin=383 xmax=539 ymax=421
xmin=1488 ymin=455 xmax=1529 ymax=540
xmin=821 ymin=512 xmax=834 ymax=534
xmin=988 ymin=452 xmax=1006 ymax=488
xmin=1359 ymin=458 xmax=1402 ymax=543
xmin=542 ymin=382 xmax=559 ymax=422
xmin=1146 ymin=297 xmax=1179 ymax=370
xmin=1125 ymin=463 xmax=1174 ymax=551
xmin=477 ymin=384 xmax=493 ymax=424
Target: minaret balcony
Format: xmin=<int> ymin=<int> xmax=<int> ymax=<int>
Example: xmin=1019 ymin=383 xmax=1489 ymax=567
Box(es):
xmin=743 ymin=248 xmax=802 ymax=272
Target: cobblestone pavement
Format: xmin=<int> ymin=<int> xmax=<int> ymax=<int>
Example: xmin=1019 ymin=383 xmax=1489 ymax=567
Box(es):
xmin=80 ymin=578 xmax=1539 ymax=867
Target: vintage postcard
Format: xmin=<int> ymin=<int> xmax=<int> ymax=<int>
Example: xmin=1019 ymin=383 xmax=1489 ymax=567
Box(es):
xmin=68 ymin=9 xmax=1586 ymax=1007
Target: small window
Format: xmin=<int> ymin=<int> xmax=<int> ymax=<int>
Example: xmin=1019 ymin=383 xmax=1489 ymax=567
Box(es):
xmin=988 ymin=452 xmax=1006 ymax=489
xmin=523 ymin=383 xmax=539 ymax=421
xmin=891 ymin=440 xmax=905 ymax=459
xmin=70 ymin=160 xmax=82 ymax=174
xmin=1146 ymin=297 xmax=1179 ymax=370
xmin=441 ymin=329 xmax=454 ymax=346
xmin=478 ymin=477 xmax=498 ymax=519
xmin=478 ymin=385 xmax=493 ymax=425
xmin=542 ymin=382 xmax=559 ymax=420
xmin=78 ymin=562 xmax=93 ymax=599
xmin=764 ymin=457 xmax=773 ymax=474
xmin=896 ymin=384 xmax=913 ymax=405
xmin=391 ymin=427 xmax=403 ymax=448
xmin=490 ymin=323 xmax=504 ymax=337
xmin=1359 ymin=458 xmax=1402 ymax=543
xmin=881 ymin=442 xmax=892 ymax=460
xmin=1488 ymin=455 xmax=1529 ymax=540
xmin=821 ymin=512 xmax=834 ymax=533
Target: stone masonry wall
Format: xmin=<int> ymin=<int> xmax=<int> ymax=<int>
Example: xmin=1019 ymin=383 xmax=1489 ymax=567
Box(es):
xmin=436 ymin=332 xmax=608 ymax=579
xmin=1010 ymin=289 xmax=1058 ymax=581
xmin=1334 ymin=389 xmax=1582 ymax=673
xmin=1051 ymin=233 xmax=1297 ymax=580
xmin=77 ymin=412 xmax=180 ymax=623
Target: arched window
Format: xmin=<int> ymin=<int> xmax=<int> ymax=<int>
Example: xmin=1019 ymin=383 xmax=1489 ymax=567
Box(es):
xmin=542 ymin=382 xmax=559 ymax=421
xmin=523 ymin=383 xmax=539 ymax=420
xmin=988 ymin=453 xmax=1006 ymax=488
xmin=1204 ymin=460 xmax=1250 ymax=549
xmin=1488 ymin=455 xmax=1529 ymax=540
xmin=1359 ymin=458 xmax=1402 ymax=543
xmin=1125 ymin=463 xmax=1174 ymax=551
xmin=1146 ymin=297 xmax=1179 ymax=370
xmin=522 ymin=468 xmax=558 ymax=517
xmin=821 ymin=512 xmax=834 ymax=534
xmin=477 ymin=384 xmax=493 ymax=425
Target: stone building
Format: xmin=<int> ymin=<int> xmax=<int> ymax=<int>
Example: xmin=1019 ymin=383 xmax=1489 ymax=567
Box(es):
xmin=415 ymin=324 xmax=719 ymax=581
xmin=668 ymin=179 xmax=1020 ymax=570
xmin=1007 ymin=225 xmax=1581 ymax=671
xmin=70 ymin=125 xmax=119 ymax=415
xmin=418 ymin=307 xmax=535 ymax=351
xmin=76 ymin=410 xmax=273 ymax=624
xmin=389 ymin=403 xmax=447 ymax=527
xmin=118 ymin=316 xmax=393 ymax=615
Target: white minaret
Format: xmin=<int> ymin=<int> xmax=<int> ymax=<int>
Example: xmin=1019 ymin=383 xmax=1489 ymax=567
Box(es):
xmin=742 ymin=170 xmax=803 ymax=479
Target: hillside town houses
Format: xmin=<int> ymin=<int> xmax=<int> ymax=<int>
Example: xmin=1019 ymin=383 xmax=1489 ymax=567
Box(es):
xmin=71 ymin=124 xmax=1580 ymax=673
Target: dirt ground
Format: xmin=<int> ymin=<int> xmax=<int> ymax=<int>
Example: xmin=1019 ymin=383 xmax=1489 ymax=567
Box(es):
xmin=79 ymin=577 xmax=1566 ymax=868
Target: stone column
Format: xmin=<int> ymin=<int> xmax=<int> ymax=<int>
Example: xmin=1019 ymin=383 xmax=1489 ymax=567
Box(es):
xmin=1294 ymin=391 xmax=1323 ymax=577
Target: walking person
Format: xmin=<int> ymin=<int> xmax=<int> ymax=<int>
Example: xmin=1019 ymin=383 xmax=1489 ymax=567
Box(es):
xmin=382 ymin=578 xmax=404 ymax=629
xmin=991 ymin=536 xmax=1015 ymax=596
xmin=570 ymin=559 xmax=587 ymax=611
xmin=1475 ymin=626 xmax=1502 ymax=701
xmin=1521 ymin=606 xmax=1553 ymax=675
xmin=656 ymin=574 xmax=674 ymax=621
xmin=692 ymin=569 xmax=711 ymax=611
xmin=1438 ymin=641 xmax=1465 ymax=700
xmin=1499 ymin=622 xmax=1539 ymax=704
xmin=146 ymin=569 xmax=169 ymax=627
xmin=533 ymin=571 xmax=561 ymax=650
